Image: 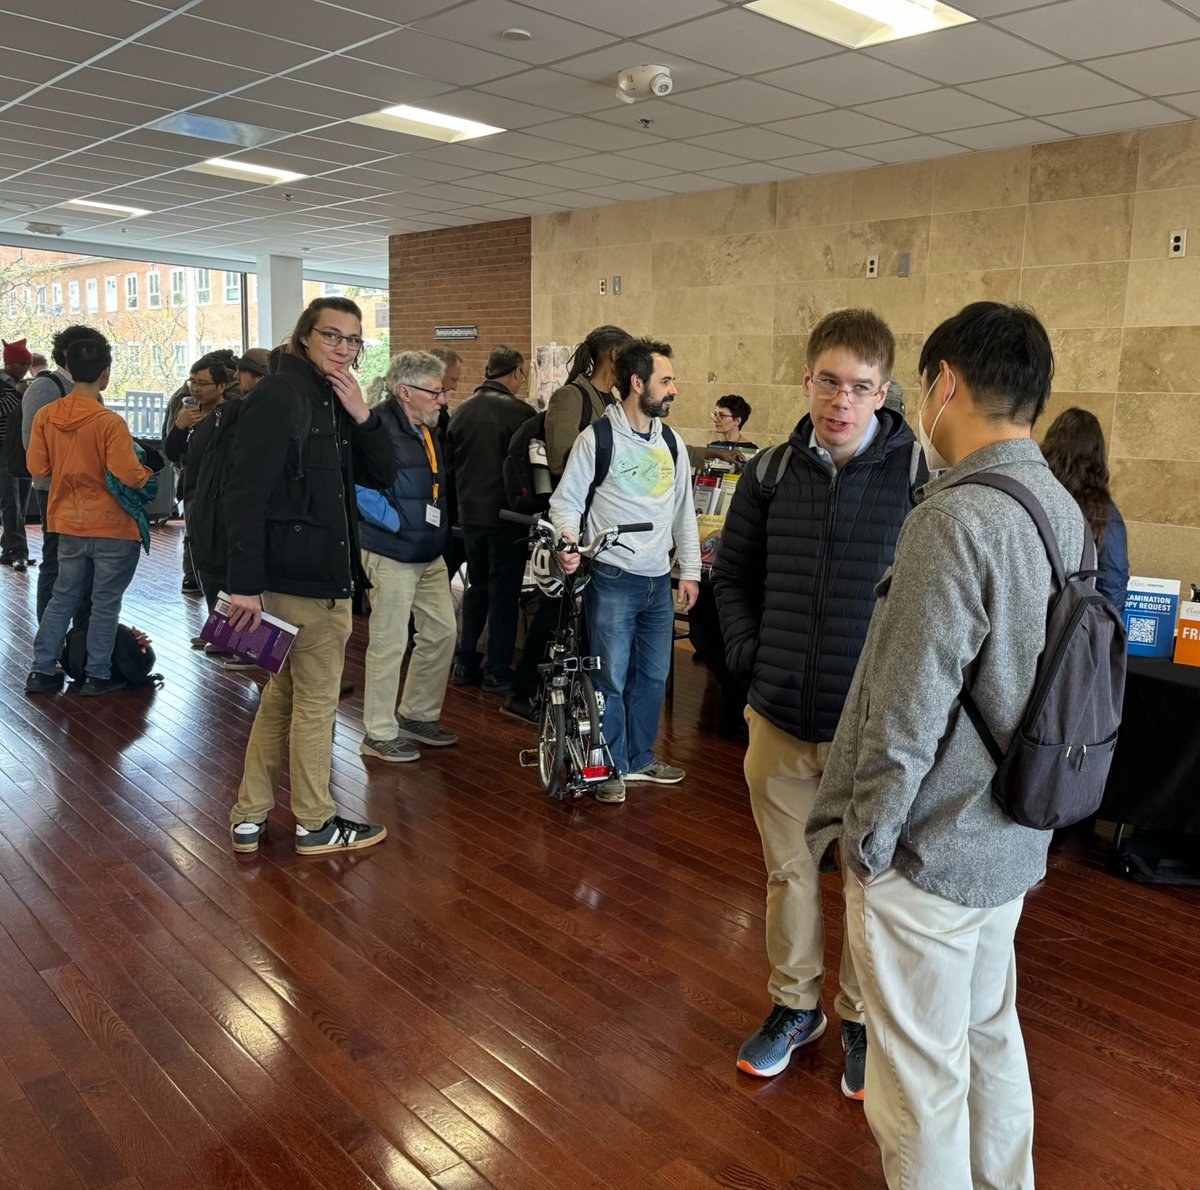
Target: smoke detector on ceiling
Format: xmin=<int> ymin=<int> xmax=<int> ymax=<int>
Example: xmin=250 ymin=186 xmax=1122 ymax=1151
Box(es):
xmin=615 ymin=64 xmax=673 ymax=105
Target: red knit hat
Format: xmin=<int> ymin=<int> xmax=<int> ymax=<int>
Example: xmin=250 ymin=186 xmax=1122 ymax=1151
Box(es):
xmin=2 ymin=338 xmax=32 ymax=370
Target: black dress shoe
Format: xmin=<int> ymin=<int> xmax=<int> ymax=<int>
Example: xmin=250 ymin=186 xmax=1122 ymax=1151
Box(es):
xmin=452 ymin=663 xmax=482 ymax=686
xmin=482 ymin=673 xmax=512 ymax=693
xmin=500 ymin=694 xmax=539 ymax=724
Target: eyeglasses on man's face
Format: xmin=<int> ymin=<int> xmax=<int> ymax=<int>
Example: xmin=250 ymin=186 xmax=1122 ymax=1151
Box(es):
xmin=314 ymin=327 xmax=364 ymax=350
xmin=811 ymin=376 xmax=884 ymax=402
xmin=187 ymin=377 xmax=216 ymax=388
xmin=405 ymin=382 xmax=446 ymax=398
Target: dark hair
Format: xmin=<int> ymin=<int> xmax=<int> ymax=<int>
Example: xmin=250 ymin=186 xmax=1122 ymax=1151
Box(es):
xmin=51 ymin=324 xmax=105 ymax=368
xmin=918 ymin=302 xmax=1053 ymax=426
xmin=288 ymin=296 xmax=364 ymax=364
xmin=566 ymin=324 xmax=632 ymax=384
xmin=428 ymin=346 xmax=462 ymax=367
xmin=485 ymin=344 xmax=524 ymax=380
xmin=614 ymin=338 xmax=672 ymax=399
xmin=1041 ymin=407 xmax=1113 ymax=543
xmin=807 ymin=308 xmax=895 ymax=376
xmin=65 ymin=337 xmax=112 ymax=383
xmin=191 ymin=349 xmax=235 ymax=387
xmin=717 ymin=393 xmax=751 ymax=428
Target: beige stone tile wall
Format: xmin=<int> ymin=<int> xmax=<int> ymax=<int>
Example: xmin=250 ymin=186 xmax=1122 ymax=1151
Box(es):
xmin=530 ymin=122 xmax=1200 ymax=593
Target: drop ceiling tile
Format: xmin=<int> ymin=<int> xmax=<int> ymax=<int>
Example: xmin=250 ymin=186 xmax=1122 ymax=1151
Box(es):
xmin=950 ymin=0 xmax=1038 ymax=13
xmin=351 ymin=158 xmax=480 ymax=184
xmin=190 ymin=98 xmax=333 ymax=137
xmin=686 ymin=127 xmax=822 ymax=160
xmin=0 ymin=77 xmax=33 ymax=103
xmin=240 ymin=78 xmax=378 ymax=120
xmin=774 ymin=149 xmax=880 ymax=174
xmin=617 ymin=141 xmax=745 ymax=171
xmin=996 ymin=0 xmax=1200 ymax=60
xmin=856 ymin=89 xmax=1016 ymax=134
xmin=0 ymin=0 xmax=166 ymax=37
xmin=59 ymin=69 xmax=217 ymax=110
xmin=550 ymin=42 xmax=733 ymax=92
xmin=1163 ymin=91 xmax=1200 ymax=119
xmin=1046 ymin=99 xmax=1188 ymax=135
xmin=441 ymin=204 xmax=517 ymax=221
xmin=426 ymin=170 xmax=545 ymax=197
xmin=582 ymin=181 xmax=675 ymax=200
xmin=2 ymin=15 xmax=116 ymax=60
xmin=413 ymin=143 xmax=540 ymax=172
xmin=471 ymin=131 xmax=588 ymax=162
xmin=425 ymin=89 xmax=564 ymax=130
xmin=702 ymin=162 xmax=798 ymax=184
xmin=512 ymin=0 xmax=723 ymax=37
xmin=530 ymin=189 xmax=603 ymax=207
xmin=96 ymin=43 xmax=265 ymax=91
xmin=406 ymin=183 xmax=513 ymax=206
xmin=531 ymin=116 xmax=665 ymax=153
xmin=590 ymin=102 xmax=739 ymax=139
xmin=27 ymin=88 xmax=171 ymax=127
xmin=940 ymin=118 xmax=1074 ymax=150
xmin=414 ymin=1 xmax=616 ymax=64
xmin=141 ymin=17 xmax=323 ymax=74
xmin=479 ymin=68 xmax=615 ymax=115
xmin=309 ymin=121 xmax=440 ymax=156
xmin=345 ymin=28 xmax=527 ymax=85
xmin=245 ymin=135 xmax=387 ymax=167
xmin=1086 ymin=41 xmax=1200 ymax=98
xmin=0 ymin=49 xmax=64 ymax=86
xmin=313 ymin=0 xmax=456 ymax=24
xmin=641 ymin=7 xmax=836 ymax=74
xmin=962 ymin=65 xmax=1142 ymax=115
xmin=638 ymin=173 xmax=729 ymax=193
xmin=16 ymin=106 xmax=130 ymax=140
xmin=577 ymin=154 xmax=677 ymax=181
xmin=852 ymin=136 xmax=966 ymax=164
xmin=766 ymin=109 xmax=909 ymax=149
xmin=484 ymin=196 xmax=570 ymax=214
xmin=500 ymin=162 xmax=613 ymax=188
xmin=761 ymin=54 xmax=937 ymax=106
xmin=671 ymin=79 xmax=828 ymax=122
xmin=864 ymin=23 xmax=1062 ymax=83
xmin=284 ymin=57 xmax=456 ymax=104
xmin=185 ymin=0 xmax=394 ymax=48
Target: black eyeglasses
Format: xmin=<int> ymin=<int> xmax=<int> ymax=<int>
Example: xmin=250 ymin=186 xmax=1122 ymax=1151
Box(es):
xmin=314 ymin=327 xmax=364 ymax=350
xmin=404 ymin=383 xmax=446 ymax=397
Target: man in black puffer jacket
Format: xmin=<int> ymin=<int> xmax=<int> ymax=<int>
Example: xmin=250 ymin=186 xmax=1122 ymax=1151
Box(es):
xmin=713 ymin=309 xmax=922 ymax=1099
xmin=223 ymin=297 xmax=397 ymax=858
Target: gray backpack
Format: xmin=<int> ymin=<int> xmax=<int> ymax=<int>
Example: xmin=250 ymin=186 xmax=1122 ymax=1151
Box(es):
xmin=955 ymin=473 xmax=1127 ymax=830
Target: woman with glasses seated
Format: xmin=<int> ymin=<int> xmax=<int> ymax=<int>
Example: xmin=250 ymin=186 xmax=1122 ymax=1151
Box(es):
xmin=222 ymin=296 xmax=398 ymax=858
xmin=707 ymin=394 xmax=758 ymax=454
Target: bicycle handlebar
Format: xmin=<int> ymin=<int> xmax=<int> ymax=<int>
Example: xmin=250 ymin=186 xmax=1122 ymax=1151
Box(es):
xmin=499 ymin=509 xmax=540 ymax=526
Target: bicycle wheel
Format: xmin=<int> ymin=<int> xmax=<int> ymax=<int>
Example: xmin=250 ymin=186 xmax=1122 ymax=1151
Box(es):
xmin=538 ymin=693 xmax=566 ymax=797
xmin=574 ymin=672 xmax=604 ymax=759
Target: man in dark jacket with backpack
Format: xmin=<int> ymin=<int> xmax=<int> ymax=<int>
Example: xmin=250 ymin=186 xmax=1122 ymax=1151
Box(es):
xmin=0 ymin=337 xmax=34 ymax=570
xmin=806 ymin=303 xmax=1088 ymax=1190
xmin=713 ymin=309 xmax=920 ymax=1098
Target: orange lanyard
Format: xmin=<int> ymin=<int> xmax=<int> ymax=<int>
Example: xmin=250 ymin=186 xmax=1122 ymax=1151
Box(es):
xmin=419 ymin=424 xmax=439 ymax=500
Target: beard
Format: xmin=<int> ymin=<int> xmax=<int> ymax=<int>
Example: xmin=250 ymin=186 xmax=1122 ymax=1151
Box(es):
xmin=639 ymin=392 xmax=672 ymax=419
xmin=420 ymin=409 xmax=442 ymax=428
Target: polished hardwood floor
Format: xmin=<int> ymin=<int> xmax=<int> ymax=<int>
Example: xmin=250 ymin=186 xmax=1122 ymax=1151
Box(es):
xmin=0 ymin=522 xmax=1197 ymax=1189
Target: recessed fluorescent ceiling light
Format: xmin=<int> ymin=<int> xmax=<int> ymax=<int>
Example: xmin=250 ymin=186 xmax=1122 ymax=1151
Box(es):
xmin=745 ymin=0 xmax=973 ymax=48
xmin=188 ymin=158 xmax=307 ymax=184
xmin=149 ymin=112 xmax=285 ymax=148
xmin=61 ymin=198 xmax=150 ymax=218
xmin=350 ymin=104 xmax=504 ymax=143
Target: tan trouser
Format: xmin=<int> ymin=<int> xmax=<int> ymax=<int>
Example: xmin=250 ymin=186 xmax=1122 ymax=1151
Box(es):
xmin=744 ymin=706 xmax=863 ymax=1021
xmin=231 ymin=593 xmax=352 ymax=831
xmin=361 ymin=550 xmax=455 ymax=740
xmin=845 ymin=868 xmax=1034 ymax=1190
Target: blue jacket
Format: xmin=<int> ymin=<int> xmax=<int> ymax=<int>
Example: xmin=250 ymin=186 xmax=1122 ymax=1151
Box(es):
xmin=356 ymin=400 xmax=448 ymax=564
xmin=1096 ymin=500 xmax=1129 ymax=613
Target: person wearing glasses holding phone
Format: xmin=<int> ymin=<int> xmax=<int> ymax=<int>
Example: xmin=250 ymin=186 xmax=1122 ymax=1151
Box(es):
xmin=223 ymin=296 xmax=397 ymax=857
xmin=713 ymin=309 xmax=923 ymax=1100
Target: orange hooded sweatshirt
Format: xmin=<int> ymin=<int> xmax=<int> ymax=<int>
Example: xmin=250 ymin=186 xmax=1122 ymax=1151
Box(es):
xmin=27 ymin=394 xmax=153 ymax=541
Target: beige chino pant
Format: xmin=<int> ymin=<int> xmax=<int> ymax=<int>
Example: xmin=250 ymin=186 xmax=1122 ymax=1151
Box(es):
xmin=361 ymin=550 xmax=455 ymax=740
xmin=231 ymin=593 xmax=352 ymax=831
xmin=744 ymin=706 xmax=864 ymax=1022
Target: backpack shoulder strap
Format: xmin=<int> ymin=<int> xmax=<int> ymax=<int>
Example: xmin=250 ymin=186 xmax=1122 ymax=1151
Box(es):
xmin=757 ymin=442 xmax=795 ymax=501
xmin=573 ymin=378 xmax=611 ymax=432
xmin=582 ymin=416 xmax=613 ymax=539
xmin=49 ymin=372 xmax=68 ymax=397
xmin=663 ymin=425 xmax=679 ymax=468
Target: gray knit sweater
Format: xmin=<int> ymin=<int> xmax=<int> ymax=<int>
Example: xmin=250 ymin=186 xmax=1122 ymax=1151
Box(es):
xmin=806 ymin=438 xmax=1087 ymax=908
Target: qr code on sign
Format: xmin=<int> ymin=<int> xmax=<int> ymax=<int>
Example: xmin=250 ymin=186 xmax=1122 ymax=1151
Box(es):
xmin=1127 ymin=616 xmax=1157 ymax=645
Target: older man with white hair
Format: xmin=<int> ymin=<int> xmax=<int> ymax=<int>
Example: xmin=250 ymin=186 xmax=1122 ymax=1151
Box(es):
xmin=356 ymin=350 xmax=458 ymax=763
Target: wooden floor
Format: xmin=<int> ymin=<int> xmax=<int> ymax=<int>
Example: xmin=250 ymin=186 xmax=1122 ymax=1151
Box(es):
xmin=0 ymin=522 xmax=1197 ymax=1190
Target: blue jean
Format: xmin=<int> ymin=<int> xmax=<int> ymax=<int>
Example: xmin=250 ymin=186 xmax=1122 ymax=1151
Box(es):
xmin=32 ymin=535 xmax=140 ymax=679
xmin=584 ymin=564 xmax=673 ymax=775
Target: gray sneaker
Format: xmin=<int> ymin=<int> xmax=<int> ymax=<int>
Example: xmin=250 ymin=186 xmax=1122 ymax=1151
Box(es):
xmin=595 ymin=775 xmax=626 ymax=804
xmin=231 ymin=820 xmax=266 ymax=854
xmin=625 ymin=758 xmax=685 ymax=784
xmin=295 ymin=815 xmax=386 ymax=855
xmin=360 ymin=735 xmax=421 ymax=762
xmin=395 ymin=716 xmax=458 ymax=747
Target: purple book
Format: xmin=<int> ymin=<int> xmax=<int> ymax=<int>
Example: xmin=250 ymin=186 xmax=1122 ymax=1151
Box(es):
xmin=200 ymin=593 xmax=298 ymax=673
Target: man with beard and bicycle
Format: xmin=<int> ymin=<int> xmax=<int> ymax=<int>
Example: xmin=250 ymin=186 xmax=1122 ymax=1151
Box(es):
xmin=549 ymin=338 xmax=699 ymax=805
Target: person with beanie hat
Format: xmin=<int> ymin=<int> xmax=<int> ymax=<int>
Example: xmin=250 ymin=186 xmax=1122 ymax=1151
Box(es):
xmin=0 ymin=338 xmax=35 ymax=569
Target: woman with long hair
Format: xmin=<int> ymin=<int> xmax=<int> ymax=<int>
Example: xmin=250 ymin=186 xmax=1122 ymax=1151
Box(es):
xmin=1041 ymin=407 xmax=1128 ymax=611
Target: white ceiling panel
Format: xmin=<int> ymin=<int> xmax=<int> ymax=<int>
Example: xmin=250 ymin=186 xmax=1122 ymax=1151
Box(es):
xmin=1085 ymin=41 xmax=1200 ymax=98
xmin=345 ymin=29 xmax=527 ymax=85
xmin=963 ymin=65 xmax=1141 ymax=115
xmin=2 ymin=14 xmax=116 ymax=60
xmin=478 ymin=69 xmax=614 ymax=116
xmin=853 ymin=136 xmax=966 ymax=163
xmin=617 ymin=141 xmax=746 ymax=171
xmin=995 ymin=0 xmax=1200 ymax=60
xmin=532 ymin=116 xmax=666 ymax=153
xmin=1047 ymin=100 xmax=1189 ymax=135
xmin=447 ymin=173 xmax=551 ymax=198
xmin=702 ymin=163 xmax=798 ymax=184
xmin=25 ymin=88 xmax=172 ymax=126
xmin=189 ymin=98 xmax=333 ymax=136
xmin=1163 ymin=91 xmax=1200 ymax=120
xmin=766 ymin=109 xmax=910 ymax=148
xmin=97 ymin=43 xmax=266 ymax=90
xmin=942 ymin=118 xmax=1074 ymax=150
xmin=671 ymin=79 xmax=829 ymax=123
xmin=238 ymin=78 xmax=380 ymax=120
xmin=141 ymin=17 xmax=323 ymax=74
xmin=283 ymin=57 xmax=456 ymax=104
xmin=581 ymin=181 xmax=675 ymax=200
xmin=499 ymin=162 xmax=615 ymax=188
xmin=865 ymin=23 xmax=1062 ymax=82
xmin=484 ymin=196 xmax=576 ymax=214
xmin=856 ymin=89 xmax=1016 ymax=134
xmin=59 ymin=69 xmax=218 ymax=110
xmin=470 ymin=131 xmax=589 ymax=163
xmin=762 ymin=54 xmax=936 ymax=106
xmin=427 ymin=89 xmax=565 ymax=130
xmin=511 ymin=0 xmax=724 ymax=38
xmin=413 ymin=1 xmax=616 ymax=63
xmin=0 ymin=0 xmax=167 ymax=38
xmin=774 ymin=149 xmax=880 ymax=174
xmin=414 ymin=142 xmax=541 ymax=172
xmin=636 ymin=173 xmax=728 ymax=193
xmin=185 ymin=0 xmax=396 ymax=48
xmin=348 ymin=159 xmax=480 ymax=185
xmin=686 ymin=127 xmax=823 ymax=160
xmin=642 ymin=7 xmax=836 ymax=74
xmin=590 ymin=102 xmax=739 ymax=139
xmin=0 ymin=49 xmax=67 ymax=85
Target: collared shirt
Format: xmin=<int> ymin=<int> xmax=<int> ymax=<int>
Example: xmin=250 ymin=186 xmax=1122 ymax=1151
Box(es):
xmin=808 ymin=412 xmax=880 ymax=467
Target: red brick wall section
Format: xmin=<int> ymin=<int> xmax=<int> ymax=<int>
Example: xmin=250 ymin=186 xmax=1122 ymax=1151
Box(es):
xmin=388 ymin=217 xmax=531 ymax=406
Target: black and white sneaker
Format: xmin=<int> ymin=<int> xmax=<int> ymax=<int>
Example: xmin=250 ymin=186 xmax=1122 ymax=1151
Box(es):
xmin=360 ymin=735 xmax=420 ymax=763
xmin=295 ymin=815 xmax=386 ymax=855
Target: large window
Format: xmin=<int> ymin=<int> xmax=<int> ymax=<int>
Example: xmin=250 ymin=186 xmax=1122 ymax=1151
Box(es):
xmin=125 ymin=273 xmax=138 ymax=310
xmin=86 ymin=278 xmax=98 ymax=312
xmin=35 ymin=285 xmax=46 ymax=314
xmin=68 ymin=279 xmax=80 ymax=313
xmin=173 ymin=342 xmax=186 ymax=370
xmin=51 ymin=283 xmax=62 ymax=315
xmin=147 ymin=270 xmax=160 ymax=308
xmin=195 ymin=268 xmax=210 ymax=305
xmin=104 ymin=275 xmax=117 ymax=312
xmin=170 ymin=268 xmax=184 ymax=306
xmin=224 ymin=271 xmax=240 ymax=303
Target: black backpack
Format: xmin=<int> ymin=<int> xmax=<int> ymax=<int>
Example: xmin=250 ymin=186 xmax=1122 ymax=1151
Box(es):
xmin=581 ymin=416 xmax=679 ymax=540
xmin=61 ymin=624 xmax=162 ymax=688
xmin=4 ymin=372 xmax=66 ymax=479
xmin=955 ymin=473 xmax=1127 ymax=830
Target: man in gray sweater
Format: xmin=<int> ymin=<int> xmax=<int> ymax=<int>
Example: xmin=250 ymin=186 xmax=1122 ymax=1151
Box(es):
xmin=807 ymin=302 xmax=1086 ymax=1190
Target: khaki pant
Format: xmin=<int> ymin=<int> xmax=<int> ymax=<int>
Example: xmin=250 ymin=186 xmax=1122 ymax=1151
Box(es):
xmin=846 ymin=868 xmax=1034 ymax=1190
xmin=231 ymin=593 xmax=352 ymax=831
xmin=744 ymin=706 xmax=863 ymax=1021
xmin=361 ymin=550 xmax=455 ymax=740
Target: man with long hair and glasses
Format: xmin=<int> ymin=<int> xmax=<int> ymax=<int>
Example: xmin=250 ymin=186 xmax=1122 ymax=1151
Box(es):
xmin=223 ymin=296 xmax=397 ymax=856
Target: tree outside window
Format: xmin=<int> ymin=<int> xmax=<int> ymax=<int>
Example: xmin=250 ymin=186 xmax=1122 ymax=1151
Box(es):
xmin=195 ymin=268 xmax=211 ymax=304
xmin=125 ymin=273 xmax=138 ymax=310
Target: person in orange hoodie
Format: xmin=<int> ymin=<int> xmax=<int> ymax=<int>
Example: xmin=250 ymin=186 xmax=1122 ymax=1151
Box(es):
xmin=25 ymin=336 xmax=153 ymax=696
